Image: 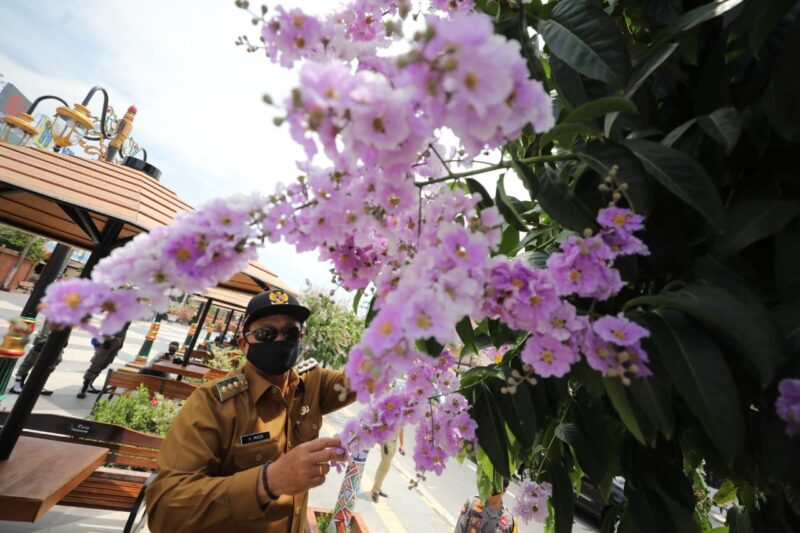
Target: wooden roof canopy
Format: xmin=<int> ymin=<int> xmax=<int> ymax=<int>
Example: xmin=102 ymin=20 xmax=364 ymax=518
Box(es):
xmin=0 ymin=143 xmax=295 ymax=306
xmin=0 ymin=143 xmax=190 ymax=248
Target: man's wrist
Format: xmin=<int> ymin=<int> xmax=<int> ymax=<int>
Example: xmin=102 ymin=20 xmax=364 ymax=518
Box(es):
xmin=261 ymin=461 xmax=280 ymax=500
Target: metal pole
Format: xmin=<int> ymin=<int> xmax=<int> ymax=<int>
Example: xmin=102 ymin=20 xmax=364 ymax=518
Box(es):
xmin=135 ymin=313 xmax=164 ymax=361
xmin=220 ymin=309 xmax=234 ymax=344
xmin=0 ymin=329 xmax=70 ymax=459
xmin=0 ymin=222 xmax=123 ymax=460
xmin=233 ymin=313 xmax=244 ymax=338
xmin=20 ymin=244 xmax=71 ymax=319
xmin=183 ymin=302 xmax=204 ymax=347
xmin=182 ymin=298 xmax=211 ymax=367
xmin=204 ymin=307 xmax=220 ymax=342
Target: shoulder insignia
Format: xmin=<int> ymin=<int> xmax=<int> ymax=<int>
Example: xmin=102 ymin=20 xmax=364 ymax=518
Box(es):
xmin=294 ymin=357 xmax=319 ymax=374
xmin=472 ymin=499 xmax=484 ymax=513
xmin=215 ymin=374 xmax=248 ymax=402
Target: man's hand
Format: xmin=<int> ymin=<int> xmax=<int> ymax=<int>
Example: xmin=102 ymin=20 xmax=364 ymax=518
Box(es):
xmin=262 ymin=437 xmax=345 ymax=499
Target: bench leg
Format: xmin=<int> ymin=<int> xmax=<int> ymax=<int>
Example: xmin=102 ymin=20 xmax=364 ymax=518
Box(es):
xmin=124 ymin=472 xmax=155 ymax=533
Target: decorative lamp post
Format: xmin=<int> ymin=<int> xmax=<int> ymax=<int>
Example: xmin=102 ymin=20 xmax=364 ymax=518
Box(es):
xmin=50 ymin=103 xmax=94 ymax=152
xmin=135 ymin=313 xmax=164 ymax=362
xmin=0 ymin=113 xmax=39 ymax=146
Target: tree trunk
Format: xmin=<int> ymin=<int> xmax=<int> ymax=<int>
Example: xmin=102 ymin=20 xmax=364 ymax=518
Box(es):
xmin=2 ymin=237 xmax=35 ymax=290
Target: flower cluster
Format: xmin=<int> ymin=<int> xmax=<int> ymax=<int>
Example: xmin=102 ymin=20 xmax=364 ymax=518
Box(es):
xmin=339 ymin=351 xmax=475 ymax=475
xmin=513 ymin=480 xmax=553 ymax=524
xmin=776 ymin=378 xmax=800 ymax=437
xmin=38 ymin=0 xmax=652 ymax=485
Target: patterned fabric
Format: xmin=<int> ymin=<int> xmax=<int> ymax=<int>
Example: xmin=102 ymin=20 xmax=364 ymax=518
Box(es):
xmin=454 ymin=497 xmax=517 ymax=533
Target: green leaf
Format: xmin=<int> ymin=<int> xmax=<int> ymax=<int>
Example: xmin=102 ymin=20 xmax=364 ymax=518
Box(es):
xmin=549 ymin=55 xmax=588 ymax=110
xmin=498 ymin=224 xmax=521 ymax=256
xmin=712 ymin=480 xmax=738 ymax=505
xmin=466 ymin=177 xmax=494 ymax=210
xmin=495 ymin=175 xmax=528 ymax=232
xmin=352 ymin=288 xmax=364 ymax=314
xmin=576 ymin=140 xmax=654 ymax=215
xmin=628 ymin=374 xmax=675 ymax=439
xmin=628 ymin=283 xmax=783 ymax=385
xmin=697 ymin=107 xmax=742 ymax=154
xmin=538 ymin=0 xmax=630 ymax=89
xmin=511 ymin=161 xmax=596 ymax=232
xmin=547 ymin=460 xmax=576 ymax=533
xmin=750 ymin=0 xmax=796 ymax=55
xmin=775 ymin=219 xmax=800 ymax=299
xmin=645 ymin=310 xmax=744 ymax=464
xmin=604 ymin=379 xmax=648 ymax=445
xmin=493 ymin=369 xmax=538 ymax=448
xmin=727 ymin=506 xmax=754 ymax=533
xmin=564 ymin=97 xmax=638 ymax=124
xmin=661 ymin=118 xmax=698 ymax=147
xmin=555 ymin=422 xmax=607 ymax=482
xmin=716 ymin=197 xmax=800 ymax=256
xmin=470 ymin=384 xmax=511 ymax=477
xmin=626 ymin=42 xmax=679 ymax=98
xmin=622 ymin=139 xmax=726 ymax=229
xmin=540 ymin=122 xmax=601 ymax=147
xmin=650 ymin=0 xmax=746 ymax=49
xmin=456 ymin=316 xmax=478 ymax=356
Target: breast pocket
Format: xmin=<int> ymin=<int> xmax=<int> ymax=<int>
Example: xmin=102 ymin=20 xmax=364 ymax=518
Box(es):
xmin=232 ymin=439 xmax=280 ymax=470
xmin=293 ymin=412 xmax=322 ymax=444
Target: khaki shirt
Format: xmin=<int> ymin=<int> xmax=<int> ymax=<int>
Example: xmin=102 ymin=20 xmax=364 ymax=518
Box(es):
xmin=146 ymin=361 xmax=354 ymax=533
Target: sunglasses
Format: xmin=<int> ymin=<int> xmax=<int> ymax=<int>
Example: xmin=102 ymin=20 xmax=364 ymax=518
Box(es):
xmin=245 ymin=326 xmax=301 ymax=343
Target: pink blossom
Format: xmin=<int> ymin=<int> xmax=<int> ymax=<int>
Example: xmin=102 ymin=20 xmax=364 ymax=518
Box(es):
xmin=521 ymin=334 xmax=578 ymax=378
xmin=776 ymin=379 xmax=800 ymax=437
xmin=513 ymin=480 xmax=552 ymax=524
xmin=593 ymin=314 xmax=650 ymax=347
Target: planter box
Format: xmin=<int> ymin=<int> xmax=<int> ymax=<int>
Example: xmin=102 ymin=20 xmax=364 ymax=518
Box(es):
xmin=306 ymin=506 xmax=369 ymax=533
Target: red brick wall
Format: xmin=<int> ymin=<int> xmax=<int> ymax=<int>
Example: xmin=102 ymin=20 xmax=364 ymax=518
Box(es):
xmin=0 ymin=247 xmax=35 ymax=290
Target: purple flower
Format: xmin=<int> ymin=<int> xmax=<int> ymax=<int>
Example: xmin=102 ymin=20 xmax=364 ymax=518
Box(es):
xmin=776 ymin=379 xmax=800 ymax=437
xmin=536 ymin=302 xmax=584 ymax=341
xmin=598 ymin=207 xmax=644 ymax=234
xmin=513 ymin=480 xmax=552 ymax=524
xmin=521 ymin=334 xmax=578 ymax=378
xmin=41 ymin=279 xmax=110 ymax=330
xmin=99 ymin=290 xmax=147 ymax=335
xmin=593 ymin=314 xmax=650 ymax=347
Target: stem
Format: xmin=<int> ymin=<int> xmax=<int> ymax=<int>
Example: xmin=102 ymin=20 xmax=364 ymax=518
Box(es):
xmin=429 ymin=144 xmax=453 ymax=177
xmin=534 ymin=395 xmax=573 ymax=480
xmin=415 ymin=153 xmax=577 ymax=188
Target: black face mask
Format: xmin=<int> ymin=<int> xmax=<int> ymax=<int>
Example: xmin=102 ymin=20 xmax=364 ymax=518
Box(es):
xmin=246 ymin=340 xmax=301 ymax=375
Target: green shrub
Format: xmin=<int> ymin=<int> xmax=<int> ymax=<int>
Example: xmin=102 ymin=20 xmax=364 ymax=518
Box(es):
xmin=88 ymin=384 xmax=182 ymax=437
xmin=208 ymin=344 xmax=245 ymax=372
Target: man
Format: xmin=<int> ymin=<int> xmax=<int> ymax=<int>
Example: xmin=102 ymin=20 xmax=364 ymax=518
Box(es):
xmin=77 ymin=322 xmax=130 ymax=398
xmin=138 ymin=341 xmax=180 ymax=379
xmin=454 ymin=478 xmax=518 ymax=533
xmin=8 ymin=320 xmax=63 ymax=395
xmin=370 ymin=426 xmax=405 ymax=502
xmin=146 ymin=289 xmax=355 ymax=533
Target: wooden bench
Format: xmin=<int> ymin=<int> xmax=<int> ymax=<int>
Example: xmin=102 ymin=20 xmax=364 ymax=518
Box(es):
xmin=97 ymin=369 xmax=197 ymax=407
xmin=0 ymin=412 xmax=162 ymax=533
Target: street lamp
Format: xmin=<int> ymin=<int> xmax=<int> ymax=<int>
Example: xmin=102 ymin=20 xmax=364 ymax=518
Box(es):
xmin=0 ymin=95 xmax=68 ymax=147
xmin=0 ymin=113 xmax=38 ymax=146
xmin=50 ymin=103 xmax=94 ymax=151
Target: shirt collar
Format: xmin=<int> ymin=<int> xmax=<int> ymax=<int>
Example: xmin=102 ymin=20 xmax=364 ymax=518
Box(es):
xmin=243 ymin=363 xmax=304 ymax=404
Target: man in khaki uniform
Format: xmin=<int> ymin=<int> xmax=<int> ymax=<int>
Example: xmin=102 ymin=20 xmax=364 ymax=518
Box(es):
xmin=146 ymin=289 xmax=355 ymax=533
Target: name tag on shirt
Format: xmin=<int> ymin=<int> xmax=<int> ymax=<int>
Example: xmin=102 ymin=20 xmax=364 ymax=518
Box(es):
xmin=240 ymin=431 xmax=270 ymax=445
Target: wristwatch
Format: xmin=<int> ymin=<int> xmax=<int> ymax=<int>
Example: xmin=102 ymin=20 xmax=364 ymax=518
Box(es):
xmin=261 ymin=461 xmax=280 ymax=501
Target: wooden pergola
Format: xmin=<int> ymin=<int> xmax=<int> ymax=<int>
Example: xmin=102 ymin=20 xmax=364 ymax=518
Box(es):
xmin=0 ymin=142 xmax=294 ymax=516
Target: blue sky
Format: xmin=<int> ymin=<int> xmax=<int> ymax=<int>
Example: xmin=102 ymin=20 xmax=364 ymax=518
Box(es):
xmin=0 ymin=0 xmax=340 ymax=293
